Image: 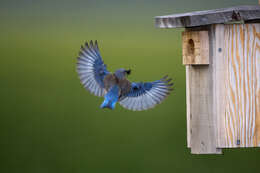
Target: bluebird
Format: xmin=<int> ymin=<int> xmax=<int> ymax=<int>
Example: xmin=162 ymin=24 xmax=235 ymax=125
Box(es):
xmin=77 ymin=40 xmax=173 ymax=111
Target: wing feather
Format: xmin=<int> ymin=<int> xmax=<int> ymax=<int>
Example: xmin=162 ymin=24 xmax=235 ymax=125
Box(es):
xmin=119 ymin=76 xmax=173 ymax=111
xmin=77 ymin=40 xmax=109 ymax=97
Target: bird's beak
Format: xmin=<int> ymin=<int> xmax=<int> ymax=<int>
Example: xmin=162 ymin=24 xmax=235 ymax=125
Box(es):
xmin=125 ymin=69 xmax=131 ymax=75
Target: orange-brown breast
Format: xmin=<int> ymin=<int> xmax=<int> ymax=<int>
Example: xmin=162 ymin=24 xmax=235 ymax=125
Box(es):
xmin=118 ymin=78 xmax=132 ymax=97
xmin=104 ymin=74 xmax=132 ymax=97
xmin=103 ymin=74 xmax=117 ymax=91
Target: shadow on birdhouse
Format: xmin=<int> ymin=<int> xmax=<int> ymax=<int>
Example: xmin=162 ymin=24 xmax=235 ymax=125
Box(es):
xmin=155 ymin=5 xmax=260 ymax=154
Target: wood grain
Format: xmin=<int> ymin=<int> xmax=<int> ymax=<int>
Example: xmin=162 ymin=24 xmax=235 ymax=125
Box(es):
xmin=185 ymin=26 xmax=221 ymax=154
xmin=189 ymin=65 xmax=221 ymax=154
xmin=219 ymin=24 xmax=260 ymax=147
xmin=213 ymin=24 xmax=228 ymax=148
xmin=182 ymin=31 xmax=209 ymax=65
xmin=186 ymin=66 xmax=191 ymax=148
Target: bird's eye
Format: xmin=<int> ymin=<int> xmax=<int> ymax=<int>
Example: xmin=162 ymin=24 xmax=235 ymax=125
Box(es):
xmin=133 ymin=86 xmax=138 ymax=91
xmin=125 ymin=69 xmax=131 ymax=75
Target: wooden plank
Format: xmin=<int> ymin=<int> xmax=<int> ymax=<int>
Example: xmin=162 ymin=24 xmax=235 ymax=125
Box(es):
xmin=213 ymin=24 xmax=227 ymax=147
xmin=218 ymin=24 xmax=260 ymax=147
xmin=210 ymin=25 xmax=222 ymax=151
xmin=186 ymin=65 xmax=191 ymax=148
xmin=186 ymin=26 xmax=221 ymax=154
xmin=190 ymin=66 xmax=211 ymax=153
xmin=189 ymin=65 xmax=220 ymax=154
xmin=182 ymin=31 xmax=209 ymax=65
xmin=155 ymin=5 xmax=260 ymax=28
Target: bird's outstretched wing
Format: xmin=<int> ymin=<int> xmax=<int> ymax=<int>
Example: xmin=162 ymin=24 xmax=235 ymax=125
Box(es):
xmin=119 ymin=76 xmax=173 ymax=111
xmin=77 ymin=40 xmax=110 ymax=97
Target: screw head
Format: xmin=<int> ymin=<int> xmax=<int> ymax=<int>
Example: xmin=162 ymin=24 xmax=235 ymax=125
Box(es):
xmin=237 ymin=139 xmax=240 ymax=145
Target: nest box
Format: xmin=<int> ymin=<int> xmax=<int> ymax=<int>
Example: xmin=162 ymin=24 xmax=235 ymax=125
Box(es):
xmin=155 ymin=5 xmax=260 ymax=154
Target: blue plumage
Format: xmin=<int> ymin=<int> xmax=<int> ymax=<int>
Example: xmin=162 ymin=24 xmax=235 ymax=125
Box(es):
xmin=100 ymin=85 xmax=119 ymax=109
xmin=77 ymin=40 xmax=173 ymax=111
xmin=77 ymin=41 xmax=109 ymax=96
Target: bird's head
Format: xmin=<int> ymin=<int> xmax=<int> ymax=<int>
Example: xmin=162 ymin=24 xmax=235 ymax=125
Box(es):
xmin=114 ymin=68 xmax=131 ymax=79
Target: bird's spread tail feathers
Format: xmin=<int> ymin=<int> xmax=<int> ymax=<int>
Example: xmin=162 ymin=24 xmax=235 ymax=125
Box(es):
xmin=100 ymin=85 xmax=119 ymax=110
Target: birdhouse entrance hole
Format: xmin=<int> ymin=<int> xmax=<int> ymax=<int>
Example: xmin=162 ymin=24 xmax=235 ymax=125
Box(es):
xmin=187 ymin=39 xmax=195 ymax=56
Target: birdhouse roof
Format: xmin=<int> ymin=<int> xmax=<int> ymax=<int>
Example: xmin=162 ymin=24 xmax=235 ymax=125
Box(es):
xmin=155 ymin=5 xmax=260 ymax=28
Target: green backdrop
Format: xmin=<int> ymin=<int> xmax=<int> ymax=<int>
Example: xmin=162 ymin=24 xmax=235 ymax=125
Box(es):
xmin=1 ymin=0 xmax=260 ymax=172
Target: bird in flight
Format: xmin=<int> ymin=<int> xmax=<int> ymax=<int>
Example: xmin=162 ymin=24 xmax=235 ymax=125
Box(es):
xmin=76 ymin=40 xmax=173 ymax=111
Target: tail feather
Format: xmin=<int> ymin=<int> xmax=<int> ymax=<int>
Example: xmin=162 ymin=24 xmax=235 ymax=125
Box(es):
xmin=100 ymin=99 xmax=117 ymax=109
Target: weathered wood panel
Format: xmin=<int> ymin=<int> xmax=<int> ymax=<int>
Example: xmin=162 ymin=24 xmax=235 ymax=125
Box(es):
xmin=186 ymin=66 xmax=191 ymax=148
xmin=155 ymin=5 xmax=260 ymax=28
xmin=218 ymin=24 xmax=260 ymax=147
xmin=189 ymin=65 xmax=221 ymax=154
xmin=182 ymin=31 xmax=209 ymax=65
xmin=185 ymin=26 xmax=221 ymax=154
xmin=213 ymin=24 xmax=228 ymax=148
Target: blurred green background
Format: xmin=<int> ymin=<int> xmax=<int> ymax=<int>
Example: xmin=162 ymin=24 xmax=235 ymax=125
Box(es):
xmin=1 ymin=0 xmax=260 ymax=172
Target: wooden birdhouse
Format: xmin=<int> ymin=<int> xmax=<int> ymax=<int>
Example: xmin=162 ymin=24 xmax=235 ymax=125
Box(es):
xmin=155 ymin=5 xmax=260 ymax=154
